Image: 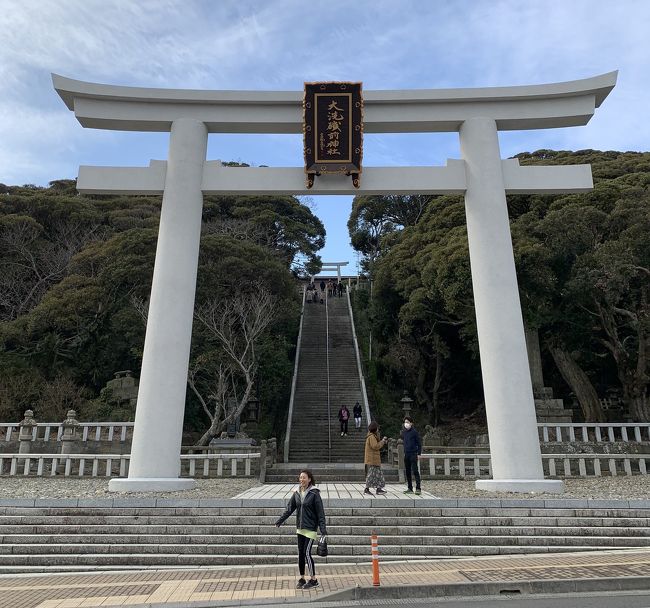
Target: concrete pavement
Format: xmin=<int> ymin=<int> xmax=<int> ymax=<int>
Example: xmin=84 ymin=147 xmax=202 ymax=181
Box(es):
xmin=1 ymin=548 xmax=650 ymax=607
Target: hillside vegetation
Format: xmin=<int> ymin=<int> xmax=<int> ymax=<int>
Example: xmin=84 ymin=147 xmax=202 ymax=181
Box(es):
xmin=0 ymin=179 xmax=324 ymax=442
xmin=2 ymin=150 xmax=648 ymax=442
xmin=349 ymin=150 xmax=650 ymax=436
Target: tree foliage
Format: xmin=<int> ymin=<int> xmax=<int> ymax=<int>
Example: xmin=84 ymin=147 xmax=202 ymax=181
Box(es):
xmin=348 ymin=194 xmax=432 ymax=273
xmin=0 ymin=180 xmax=324 ymax=440
xmin=350 ymin=151 xmax=650 ymax=424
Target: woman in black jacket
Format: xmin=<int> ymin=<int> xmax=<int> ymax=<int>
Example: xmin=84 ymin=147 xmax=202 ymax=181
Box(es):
xmin=275 ymin=469 xmax=327 ymax=590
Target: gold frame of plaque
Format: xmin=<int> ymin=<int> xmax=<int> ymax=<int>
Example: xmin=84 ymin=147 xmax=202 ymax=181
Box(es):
xmin=303 ymin=82 xmax=363 ymax=189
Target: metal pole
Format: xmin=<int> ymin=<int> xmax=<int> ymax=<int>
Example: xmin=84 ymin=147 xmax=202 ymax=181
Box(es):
xmin=325 ymin=291 xmax=331 ymax=461
xmin=371 ymin=532 xmax=380 ymax=586
xmin=368 ymin=278 xmax=373 ymax=361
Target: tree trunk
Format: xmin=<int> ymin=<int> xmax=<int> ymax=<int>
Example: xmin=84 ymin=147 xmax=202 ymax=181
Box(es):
xmin=430 ymin=352 xmax=442 ymax=427
xmin=197 ymin=419 xmax=221 ymax=446
xmin=548 ymin=343 xmax=606 ymax=422
xmin=195 ymin=377 xmax=255 ymax=446
xmin=414 ymin=363 xmax=430 ymax=421
xmin=629 ymin=394 xmax=650 ymax=422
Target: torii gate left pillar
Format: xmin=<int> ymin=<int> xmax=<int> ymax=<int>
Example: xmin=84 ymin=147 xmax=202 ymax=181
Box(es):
xmin=53 ymin=71 xmax=616 ymax=493
xmin=113 ymin=118 xmax=207 ymax=491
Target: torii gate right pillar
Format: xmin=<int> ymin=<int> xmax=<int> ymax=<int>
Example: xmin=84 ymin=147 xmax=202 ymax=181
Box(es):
xmin=460 ymin=117 xmax=562 ymax=492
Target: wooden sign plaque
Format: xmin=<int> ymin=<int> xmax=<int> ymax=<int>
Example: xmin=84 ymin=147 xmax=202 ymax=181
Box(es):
xmin=303 ymin=81 xmax=363 ymax=188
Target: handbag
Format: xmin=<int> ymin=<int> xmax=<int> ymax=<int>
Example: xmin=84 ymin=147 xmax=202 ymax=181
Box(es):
xmin=316 ymin=535 xmax=328 ymax=557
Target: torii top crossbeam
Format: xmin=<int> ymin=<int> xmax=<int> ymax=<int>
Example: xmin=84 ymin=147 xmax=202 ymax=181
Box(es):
xmin=53 ymin=72 xmax=616 ymax=133
xmin=53 ymin=72 xmax=617 ymax=196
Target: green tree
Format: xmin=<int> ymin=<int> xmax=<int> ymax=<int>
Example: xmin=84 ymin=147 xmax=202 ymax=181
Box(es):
xmin=0 ymin=179 xmax=320 ymax=436
xmin=348 ymin=195 xmax=432 ymax=273
xmin=202 ymin=194 xmax=325 ymax=272
xmin=351 ymin=151 xmax=650 ymax=425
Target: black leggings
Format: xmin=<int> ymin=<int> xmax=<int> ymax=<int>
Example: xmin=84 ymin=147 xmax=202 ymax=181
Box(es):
xmin=297 ymin=534 xmax=315 ymax=577
xmin=340 ymin=419 xmax=348 ymax=434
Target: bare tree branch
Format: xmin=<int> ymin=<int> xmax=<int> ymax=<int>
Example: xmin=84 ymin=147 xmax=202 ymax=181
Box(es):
xmin=190 ymin=283 xmax=278 ymax=444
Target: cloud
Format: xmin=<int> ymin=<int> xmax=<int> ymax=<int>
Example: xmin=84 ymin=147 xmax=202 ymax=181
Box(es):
xmin=1 ymin=0 xmax=649 ymax=189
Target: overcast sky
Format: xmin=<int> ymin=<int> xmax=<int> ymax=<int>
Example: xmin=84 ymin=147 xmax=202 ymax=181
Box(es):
xmin=1 ymin=0 xmax=648 ymax=270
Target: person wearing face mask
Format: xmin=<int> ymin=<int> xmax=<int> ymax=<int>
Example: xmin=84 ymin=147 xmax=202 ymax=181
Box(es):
xmin=401 ymin=416 xmax=422 ymax=494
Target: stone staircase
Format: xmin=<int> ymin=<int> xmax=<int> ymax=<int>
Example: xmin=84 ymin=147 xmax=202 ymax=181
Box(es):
xmin=1 ymin=500 xmax=648 ymax=573
xmin=285 ymin=294 xmax=383 ymax=478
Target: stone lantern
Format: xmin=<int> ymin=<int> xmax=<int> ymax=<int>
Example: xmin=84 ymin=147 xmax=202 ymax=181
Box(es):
xmin=245 ymin=397 xmax=260 ymax=423
xmin=400 ymin=391 xmax=413 ymax=419
xmin=18 ymin=410 xmax=37 ymax=454
xmin=60 ymin=409 xmax=79 ymax=455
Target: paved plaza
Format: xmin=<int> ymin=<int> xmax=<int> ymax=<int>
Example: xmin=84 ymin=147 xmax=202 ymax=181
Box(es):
xmin=234 ymin=483 xmax=436 ymax=500
xmin=1 ymin=548 xmax=649 ymax=607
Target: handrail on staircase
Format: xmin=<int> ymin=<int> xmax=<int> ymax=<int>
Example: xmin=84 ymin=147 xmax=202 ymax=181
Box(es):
xmin=283 ymin=286 xmax=307 ymax=463
xmin=346 ymin=289 xmax=372 ymax=426
xmin=325 ymin=290 xmax=332 ymax=461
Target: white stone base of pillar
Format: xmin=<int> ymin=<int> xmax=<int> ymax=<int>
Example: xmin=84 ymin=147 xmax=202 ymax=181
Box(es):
xmin=475 ymin=479 xmax=564 ymax=494
xmin=108 ymin=478 xmax=197 ymax=493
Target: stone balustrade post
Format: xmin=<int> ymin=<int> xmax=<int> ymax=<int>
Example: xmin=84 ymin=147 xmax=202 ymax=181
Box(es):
xmin=259 ymin=440 xmax=267 ymax=483
xmin=18 ymin=410 xmax=37 ymax=455
xmin=397 ymin=439 xmax=405 ymax=483
xmin=269 ymin=438 xmax=277 ymax=465
xmin=60 ymin=409 xmax=79 ymax=455
xmin=56 ymin=410 xmax=79 ymax=475
xmin=385 ymin=438 xmax=395 ymax=465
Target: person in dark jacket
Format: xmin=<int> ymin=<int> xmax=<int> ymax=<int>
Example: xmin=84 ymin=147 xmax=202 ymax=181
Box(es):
xmin=276 ymin=469 xmax=327 ymax=590
xmin=401 ymin=416 xmax=422 ymax=494
xmin=353 ymin=401 xmax=362 ymax=431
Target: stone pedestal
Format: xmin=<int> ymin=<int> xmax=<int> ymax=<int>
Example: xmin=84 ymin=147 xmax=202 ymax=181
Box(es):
xmin=525 ymin=327 xmax=573 ymax=424
xmin=535 ymin=387 xmax=574 ymax=424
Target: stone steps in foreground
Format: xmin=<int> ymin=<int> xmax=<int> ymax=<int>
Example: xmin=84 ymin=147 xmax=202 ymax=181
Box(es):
xmin=0 ymin=546 xmax=608 ymax=575
xmin=0 ymin=503 xmax=649 ymax=574
xmin=0 ymin=545 xmax=604 ymax=570
xmin=0 ymin=517 xmax=646 ymax=529
xmin=2 ymin=525 xmax=648 ymax=542
xmin=0 ymin=534 xmax=646 ymax=556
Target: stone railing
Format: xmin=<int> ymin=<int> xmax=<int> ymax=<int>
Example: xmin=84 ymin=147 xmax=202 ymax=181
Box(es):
xmin=0 ymin=422 xmax=134 ymax=443
xmin=419 ymin=452 xmax=650 ymax=478
xmin=181 ymin=453 xmax=260 ymax=478
xmin=5 ymin=419 xmax=647 ymax=446
xmin=537 ymin=422 xmax=650 ymax=443
xmin=0 ymin=452 xmax=260 ymax=478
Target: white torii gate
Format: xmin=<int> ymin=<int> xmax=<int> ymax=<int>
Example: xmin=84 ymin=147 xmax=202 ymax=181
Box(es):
xmin=318 ymin=262 xmax=349 ymax=283
xmin=53 ymin=71 xmax=617 ymax=493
